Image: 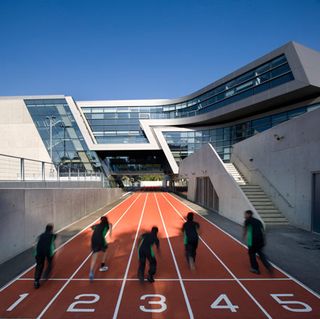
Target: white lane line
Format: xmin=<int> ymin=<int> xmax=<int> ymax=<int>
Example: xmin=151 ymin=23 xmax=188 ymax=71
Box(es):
xmin=154 ymin=193 xmax=194 ymax=319
xmin=112 ymin=194 xmax=148 ymax=319
xmin=167 ymin=192 xmax=320 ymax=299
xmin=0 ymin=193 xmax=135 ymax=292
xmin=18 ymin=277 xmax=292 ymax=282
xmin=36 ymin=193 xmax=142 ymax=319
xmin=162 ymin=193 xmax=272 ymax=319
xmin=122 ymin=192 xmax=132 ymax=197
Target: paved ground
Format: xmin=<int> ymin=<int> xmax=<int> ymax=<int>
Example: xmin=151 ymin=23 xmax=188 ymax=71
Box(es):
xmin=173 ymin=194 xmax=320 ymax=294
xmin=1 ymin=191 xmax=319 ymax=297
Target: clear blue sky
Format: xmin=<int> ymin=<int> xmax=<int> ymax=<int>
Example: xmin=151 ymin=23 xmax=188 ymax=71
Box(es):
xmin=0 ymin=0 xmax=319 ymax=100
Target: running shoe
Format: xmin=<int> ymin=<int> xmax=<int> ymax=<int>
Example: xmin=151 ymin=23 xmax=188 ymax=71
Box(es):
xmin=147 ymin=275 xmax=155 ymax=283
xmin=89 ymin=270 xmax=94 ymax=282
xmin=99 ymin=266 xmax=109 ymax=272
xmin=250 ymin=268 xmax=260 ymax=274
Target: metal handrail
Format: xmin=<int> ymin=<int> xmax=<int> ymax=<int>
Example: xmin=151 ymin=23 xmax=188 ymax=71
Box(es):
xmin=232 ymin=154 xmax=294 ymax=208
xmin=0 ymin=153 xmax=104 ymax=183
xmin=0 ymin=153 xmax=53 ymax=165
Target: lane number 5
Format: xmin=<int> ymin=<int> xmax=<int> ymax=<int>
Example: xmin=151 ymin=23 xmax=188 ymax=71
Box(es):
xmin=271 ymin=294 xmax=312 ymax=312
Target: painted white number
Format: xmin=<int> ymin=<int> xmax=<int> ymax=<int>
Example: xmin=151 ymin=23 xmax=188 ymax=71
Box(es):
xmin=140 ymin=294 xmax=167 ymax=313
xmin=271 ymin=294 xmax=312 ymax=312
xmin=6 ymin=293 xmax=29 ymax=312
xmin=67 ymin=294 xmax=100 ymax=313
xmin=210 ymin=294 xmax=239 ymax=313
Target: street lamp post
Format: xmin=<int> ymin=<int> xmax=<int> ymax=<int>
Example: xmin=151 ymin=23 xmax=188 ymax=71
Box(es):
xmin=46 ymin=115 xmax=56 ymax=160
xmin=60 ymin=123 xmax=71 ymax=160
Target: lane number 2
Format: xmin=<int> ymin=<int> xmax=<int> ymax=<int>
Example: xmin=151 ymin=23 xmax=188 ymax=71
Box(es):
xmin=140 ymin=294 xmax=167 ymax=313
xmin=67 ymin=294 xmax=100 ymax=313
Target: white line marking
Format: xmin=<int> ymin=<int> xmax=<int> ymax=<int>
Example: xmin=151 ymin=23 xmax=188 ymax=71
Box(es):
xmin=112 ymin=194 xmax=148 ymax=319
xmin=36 ymin=193 xmax=142 ymax=319
xmin=167 ymin=192 xmax=320 ymax=299
xmin=122 ymin=192 xmax=131 ymax=197
xmin=18 ymin=277 xmax=292 ymax=282
xmin=162 ymin=193 xmax=272 ymax=319
xmin=154 ymin=193 xmax=194 ymax=319
xmin=0 ymin=193 xmax=135 ymax=292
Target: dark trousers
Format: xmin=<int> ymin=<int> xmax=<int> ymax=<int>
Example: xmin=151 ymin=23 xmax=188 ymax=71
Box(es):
xmin=185 ymin=240 xmax=198 ymax=263
xmin=248 ymin=246 xmax=271 ymax=271
xmin=34 ymin=255 xmax=53 ymax=282
xmin=138 ymin=250 xmax=157 ymax=278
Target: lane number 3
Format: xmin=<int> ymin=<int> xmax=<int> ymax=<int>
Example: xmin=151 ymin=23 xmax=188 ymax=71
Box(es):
xmin=140 ymin=294 xmax=167 ymax=313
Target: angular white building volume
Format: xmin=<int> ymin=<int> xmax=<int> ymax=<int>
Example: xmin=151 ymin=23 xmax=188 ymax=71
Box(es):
xmin=1 ymin=41 xmax=320 ymax=231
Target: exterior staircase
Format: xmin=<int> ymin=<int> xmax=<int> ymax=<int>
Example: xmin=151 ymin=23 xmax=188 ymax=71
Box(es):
xmin=224 ymin=163 xmax=288 ymax=225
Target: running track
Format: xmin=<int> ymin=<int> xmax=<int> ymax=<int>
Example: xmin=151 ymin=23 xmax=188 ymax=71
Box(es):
xmin=0 ymin=192 xmax=319 ymax=318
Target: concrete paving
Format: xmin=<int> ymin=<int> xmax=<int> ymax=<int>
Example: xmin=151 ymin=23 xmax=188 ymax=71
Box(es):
xmin=173 ymin=194 xmax=320 ymax=294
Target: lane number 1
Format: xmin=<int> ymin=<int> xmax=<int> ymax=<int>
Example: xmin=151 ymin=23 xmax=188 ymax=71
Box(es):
xmin=6 ymin=293 xmax=29 ymax=312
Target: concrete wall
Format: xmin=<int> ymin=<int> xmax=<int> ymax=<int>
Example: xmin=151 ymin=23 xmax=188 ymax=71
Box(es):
xmin=0 ymin=98 xmax=51 ymax=161
xmin=231 ymin=107 xmax=320 ymax=230
xmin=0 ymin=188 xmax=123 ymax=264
xmin=0 ymin=98 xmax=56 ymax=180
xmin=179 ymin=143 xmax=260 ymax=225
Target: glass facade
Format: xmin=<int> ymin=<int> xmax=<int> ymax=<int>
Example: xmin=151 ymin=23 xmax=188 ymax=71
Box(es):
xmin=25 ymin=99 xmax=102 ymax=175
xmin=101 ymin=151 xmax=171 ymax=175
xmin=82 ymin=54 xmax=294 ymax=144
xmin=163 ymin=103 xmax=320 ymax=165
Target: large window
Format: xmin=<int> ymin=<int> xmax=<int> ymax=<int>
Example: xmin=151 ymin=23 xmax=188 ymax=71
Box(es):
xmin=25 ymin=99 xmax=101 ymax=173
xmin=82 ymin=54 xmax=294 ymax=144
xmin=163 ymin=103 xmax=320 ymax=165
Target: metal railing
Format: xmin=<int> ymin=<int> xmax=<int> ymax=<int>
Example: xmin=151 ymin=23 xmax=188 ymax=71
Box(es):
xmin=231 ymin=153 xmax=293 ymax=208
xmin=0 ymin=153 xmax=104 ymax=183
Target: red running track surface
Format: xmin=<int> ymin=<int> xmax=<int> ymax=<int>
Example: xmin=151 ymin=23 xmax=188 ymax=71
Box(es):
xmin=0 ymin=192 xmax=319 ymax=318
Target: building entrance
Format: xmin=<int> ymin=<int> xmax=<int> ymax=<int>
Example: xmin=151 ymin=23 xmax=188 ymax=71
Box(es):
xmin=312 ymin=172 xmax=320 ymax=233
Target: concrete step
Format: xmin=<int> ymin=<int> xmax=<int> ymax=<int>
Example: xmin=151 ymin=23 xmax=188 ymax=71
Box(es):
xmin=246 ymin=195 xmax=270 ymax=199
xmin=265 ymin=221 xmax=289 ymax=225
xmin=257 ymin=212 xmax=283 ymax=217
xmin=257 ymin=212 xmax=281 ymax=216
xmin=263 ymin=218 xmax=288 ymax=223
xmin=255 ymin=208 xmax=279 ymax=212
xmin=225 ymin=163 xmax=288 ymax=225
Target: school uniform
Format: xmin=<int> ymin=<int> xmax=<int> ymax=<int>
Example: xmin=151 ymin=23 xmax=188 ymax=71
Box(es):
xmin=244 ymin=216 xmax=271 ymax=272
xmin=34 ymin=231 xmax=56 ymax=284
xmin=138 ymin=232 xmax=159 ymax=282
xmin=183 ymin=220 xmax=200 ymax=263
xmin=91 ymin=222 xmax=109 ymax=253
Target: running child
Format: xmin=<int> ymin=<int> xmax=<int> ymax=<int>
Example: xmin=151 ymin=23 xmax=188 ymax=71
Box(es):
xmin=243 ymin=210 xmax=273 ymax=274
xmin=137 ymin=226 xmax=160 ymax=283
xmin=89 ymin=216 xmax=112 ymax=281
xmin=34 ymin=223 xmax=57 ymax=289
xmin=182 ymin=212 xmax=200 ymax=270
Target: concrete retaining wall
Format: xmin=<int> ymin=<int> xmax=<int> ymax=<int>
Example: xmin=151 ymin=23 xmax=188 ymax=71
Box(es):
xmin=231 ymin=107 xmax=320 ymax=230
xmin=0 ymin=188 xmax=123 ymax=264
xmin=179 ymin=143 xmax=259 ymax=225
